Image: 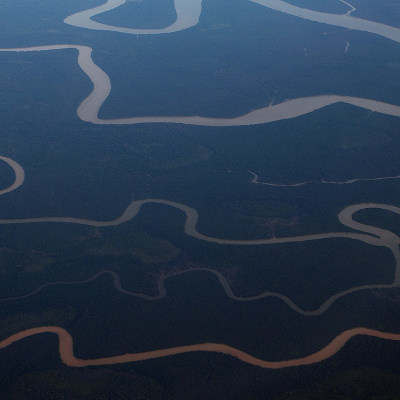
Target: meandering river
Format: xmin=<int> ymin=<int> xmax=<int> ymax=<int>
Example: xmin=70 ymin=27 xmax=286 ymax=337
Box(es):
xmin=1 ymin=325 xmax=400 ymax=369
xmin=1 ymin=0 xmax=400 ymax=369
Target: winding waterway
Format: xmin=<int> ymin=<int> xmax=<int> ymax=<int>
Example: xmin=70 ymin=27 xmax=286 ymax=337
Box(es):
xmin=64 ymin=0 xmax=400 ymax=45
xmin=0 ymin=160 xmax=399 ymax=317
xmin=64 ymin=0 xmax=202 ymax=34
xmin=3 ymin=0 xmax=400 ymax=126
xmin=249 ymin=170 xmax=400 ymax=187
xmin=2 ymin=44 xmax=400 ymax=127
xmin=1 ymin=0 xmax=400 ymax=370
xmin=0 ymin=156 xmax=24 ymax=195
xmin=1 ymin=325 xmax=400 ymax=369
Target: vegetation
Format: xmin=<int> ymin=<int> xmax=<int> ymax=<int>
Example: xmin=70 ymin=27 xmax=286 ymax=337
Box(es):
xmin=1 ymin=0 xmax=400 ymax=398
